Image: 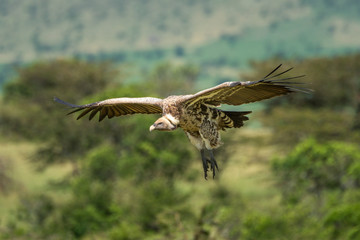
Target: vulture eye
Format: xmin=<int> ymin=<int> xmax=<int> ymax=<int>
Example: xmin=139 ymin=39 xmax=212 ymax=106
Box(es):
xmin=157 ymin=122 xmax=164 ymax=126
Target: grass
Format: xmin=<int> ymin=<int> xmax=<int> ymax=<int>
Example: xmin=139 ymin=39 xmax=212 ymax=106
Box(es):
xmin=175 ymin=127 xmax=285 ymax=221
xmin=0 ymin=141 xmax=72 ymax=226
xmin=221 ymin=129 xmax=284 ymax=207
xmin=0 ymin=127 xmax=286 ymax=235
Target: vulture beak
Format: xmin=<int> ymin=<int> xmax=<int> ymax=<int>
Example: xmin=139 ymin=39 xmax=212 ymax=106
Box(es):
xmin=149 ymin=125 xmax=155 ymax=132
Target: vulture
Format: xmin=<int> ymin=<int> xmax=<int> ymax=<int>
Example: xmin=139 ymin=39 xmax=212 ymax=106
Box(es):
xmin=55 ymin=64 xmax=307 ymax=179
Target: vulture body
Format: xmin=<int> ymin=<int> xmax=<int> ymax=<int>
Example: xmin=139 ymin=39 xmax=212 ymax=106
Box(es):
xmin=55 ymin=64 xmax=307 ymax=179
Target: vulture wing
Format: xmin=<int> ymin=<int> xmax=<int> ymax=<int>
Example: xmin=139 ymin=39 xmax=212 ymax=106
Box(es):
xmin=182 ymin=64 xmax=308 ymax=107
xmin=54 ymin=97 xmax=163 ymax=122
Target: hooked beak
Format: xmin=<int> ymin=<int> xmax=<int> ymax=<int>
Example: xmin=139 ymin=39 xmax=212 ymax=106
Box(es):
xmin=149 ymin=125 xmax=155 ymax=132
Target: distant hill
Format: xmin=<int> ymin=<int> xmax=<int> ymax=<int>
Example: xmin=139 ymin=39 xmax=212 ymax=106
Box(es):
xmin=1 ymin=0 xmax=360 ymax=85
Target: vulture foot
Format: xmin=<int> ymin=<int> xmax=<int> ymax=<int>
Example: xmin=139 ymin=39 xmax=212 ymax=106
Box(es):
xmin=200 ymin=149 xmax=219 ymax=179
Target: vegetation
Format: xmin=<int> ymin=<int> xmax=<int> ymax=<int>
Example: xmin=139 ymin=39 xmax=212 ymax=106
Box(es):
xmin=0 ymin=54 xmax=359 ymax=239
xmin=2 ymin=1 xmax=360 ymax=89
xmin=242 ymin=54 xmax=360 ymax=144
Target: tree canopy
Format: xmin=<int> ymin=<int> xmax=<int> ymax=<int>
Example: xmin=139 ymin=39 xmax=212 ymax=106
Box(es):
xmin=1 ymin=55 xmax=360 ymax=239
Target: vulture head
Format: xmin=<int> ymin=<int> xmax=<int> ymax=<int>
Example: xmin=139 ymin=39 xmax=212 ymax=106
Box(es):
xmin=149 ymin=115 xmax=178 ymax=132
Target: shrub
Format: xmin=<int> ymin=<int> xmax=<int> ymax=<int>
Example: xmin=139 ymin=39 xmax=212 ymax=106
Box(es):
xmin=273 ymin=138 xmax=360 ymax=205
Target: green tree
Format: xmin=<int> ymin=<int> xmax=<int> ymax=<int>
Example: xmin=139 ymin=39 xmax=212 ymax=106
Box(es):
xmin=243 ymin=55 xmax=360 ymax=144
xmin=0 ymin=59 xmax=119 ymax=140
xmin=273 ymin=138 xmax=360 ymax=203
xmin=244 ymin=54 xmax=360 ymax=110
xmin=1 ymin=60 xmax=201 ymax=239
xmin=147 ymin=62 xmax=199 ymax=97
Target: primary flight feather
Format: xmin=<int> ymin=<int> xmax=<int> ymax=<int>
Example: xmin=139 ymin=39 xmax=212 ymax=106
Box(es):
xmin=55 ymin=64 xmax=307 ymax=179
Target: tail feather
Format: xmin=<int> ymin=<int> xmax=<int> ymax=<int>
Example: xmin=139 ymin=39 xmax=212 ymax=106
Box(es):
xmin=220 ymin=111 xmax=251 ymax=129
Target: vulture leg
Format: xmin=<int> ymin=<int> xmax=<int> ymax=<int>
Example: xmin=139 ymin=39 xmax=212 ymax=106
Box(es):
xmin=200 ymin=149 xmax=209 ymax=179
xmin=209 ymin=150 xmax=219 ymax=178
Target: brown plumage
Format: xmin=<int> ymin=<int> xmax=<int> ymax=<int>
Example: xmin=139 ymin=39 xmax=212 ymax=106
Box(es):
xmin=55 ymin=64 xmax=308 ymax=179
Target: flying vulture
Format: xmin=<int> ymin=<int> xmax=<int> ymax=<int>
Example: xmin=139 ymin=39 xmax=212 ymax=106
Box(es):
xmin=55 ymin=64 xmax=307 ymax=179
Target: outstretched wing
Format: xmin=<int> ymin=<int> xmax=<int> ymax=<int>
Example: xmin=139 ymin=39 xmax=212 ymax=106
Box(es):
xmin=54 ymin=97 xmax=163 ymax=121
xmin=182 ymin=64 xmax=308 ymax=107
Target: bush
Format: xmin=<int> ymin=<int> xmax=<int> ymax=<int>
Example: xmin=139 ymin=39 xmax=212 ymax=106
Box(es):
xmin=0 ymin=59 xmax=119 ymax=140
xmin=244 ymin=54 xmax=360 ymax=110
xmin=244 ymin=55 xmax=360 ymax=136
xmin=108 ymin=222 xmax=144 ymax=240
xmin=3 ymin=194 xmax=55 ymax=239
xmin=258 ymin=107 xmax=357 ymax=145
xmin=84 ymin=145 xmax=120 ymax=182
xmin=325 ymin=203 xmax=360 ymax=239
xmin=241 ymin=213 xmax=288 ymax=240
xmin=273 ymin=138 xmax=360 ymax=202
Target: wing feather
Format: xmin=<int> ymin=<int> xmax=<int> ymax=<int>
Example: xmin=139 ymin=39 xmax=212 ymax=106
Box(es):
xmin=76 ymin=108 xmax=93 ymax=120
xmin=54 ymin=97 xmax=163 ymax=121
xmin=99 ymin=107 xmax=108 ymax=121
xmin=182 ymin=64 xmax=308 ymax=106
xmin=113 ymin=105 xmax=125 ymax=115
xmin=107 ymin=107 xmax=115 ymax=119
xmin=111 ymin=106 xmax=121 ymax=116
xmin=89 ymin=107 xmax=101 ymax=121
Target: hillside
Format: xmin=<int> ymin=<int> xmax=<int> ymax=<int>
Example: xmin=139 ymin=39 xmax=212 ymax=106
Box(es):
xmin=2 ymin=0 xmax=360 ymax=60
xmin=1 ymin=0 xmax=360 ymax=86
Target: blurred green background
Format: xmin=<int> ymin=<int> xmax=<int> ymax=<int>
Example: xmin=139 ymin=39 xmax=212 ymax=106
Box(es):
xmin=1 ymin=0 xmax=360 ymax=239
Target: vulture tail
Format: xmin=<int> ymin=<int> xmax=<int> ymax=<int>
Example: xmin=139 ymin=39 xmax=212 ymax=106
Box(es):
xmin=220 ymin=111 xmax=252 ymax=129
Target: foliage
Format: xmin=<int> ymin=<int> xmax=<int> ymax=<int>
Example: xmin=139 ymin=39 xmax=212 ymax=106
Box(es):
xmin=272 ymin=138 xmax=360 ymax=239
xmin=242 ymin=54 xmax=360 ymax=146
xmin=108 ymin=221 xmax=144 ymax=240
xmin=0 ymin=60 xmax=199 ymax=239
xmin=244 ymin=54 xmax=360 ymax=110
xmin=325 ymin=202 xmax=360 ymax=239
xmin=2 ymin=56 xmax=360 ymax=239
xmin=147 ymin=62 xmax=199 ymax=97
xmin=83 ymin=145 xmax=120 ymax=182
xmin=273 ymin=138 xmax=360 ymax=202
xmin=258 ymin=107 xmax=358 ymax=144
xmin=241 ymin=213 xmax=288 ymax=240
xmin=3 ymin=193 xmax=55 ymax=239
xmin=0 ymin=59 xmax=119 ymax=140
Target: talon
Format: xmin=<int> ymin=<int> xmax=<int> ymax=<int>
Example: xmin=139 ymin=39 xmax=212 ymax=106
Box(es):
xmin=203 ymin=161 xmax=209 ymax=180
xmin=201 ymin=150 xmax=219 ymax=179
xmin=209 ymin=150 xmax=219 ymax=179
xmin=200 ymin=150 xmax=209 ymax=180
xmin=214 ymin=160 xmax=219 ymax=171
xmin=206 ymin=159 xmax=216 ymax=178
xmin=206 ymin=159 xmax=212 ymax=170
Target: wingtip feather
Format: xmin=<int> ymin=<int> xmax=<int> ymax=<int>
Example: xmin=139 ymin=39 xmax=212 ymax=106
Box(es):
xmin=54 ymin=97 xmax=81 ymax=108
xmin=263 ymin=64 xmax=283 ymax=79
